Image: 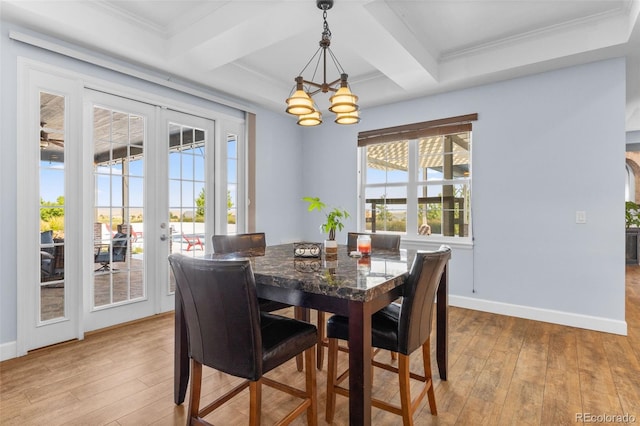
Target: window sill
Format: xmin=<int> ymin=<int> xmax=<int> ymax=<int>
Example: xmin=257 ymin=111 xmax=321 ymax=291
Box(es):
xmin=400 ymin=237 xmax=473 ymax=250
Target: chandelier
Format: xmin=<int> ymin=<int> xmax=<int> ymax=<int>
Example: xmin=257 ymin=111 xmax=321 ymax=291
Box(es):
xmin=285 ymin=0 xmax=360 ymax=126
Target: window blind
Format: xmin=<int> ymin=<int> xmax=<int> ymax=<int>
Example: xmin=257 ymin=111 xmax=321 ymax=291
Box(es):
xmin=357 ymin=113 xmax=478 ymax=147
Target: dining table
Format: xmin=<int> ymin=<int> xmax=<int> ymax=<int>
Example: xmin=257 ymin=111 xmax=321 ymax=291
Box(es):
xmin=174 ymin=243 xmax=449 ymax=425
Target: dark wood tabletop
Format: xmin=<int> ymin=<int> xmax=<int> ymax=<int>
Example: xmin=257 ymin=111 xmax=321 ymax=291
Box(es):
xmin=174 ymin=243 xmax=449 ymax=425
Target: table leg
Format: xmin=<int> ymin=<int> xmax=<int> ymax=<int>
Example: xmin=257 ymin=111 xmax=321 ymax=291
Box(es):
xmin=294 ymin=307 xmax=309 ymax=372
xmin=436 ymin=264 xmax=449 ymax=381
xmin=174 ymin=288 xmax=189 ymax=405
xmin=348 ymin=301 xmax=372 ymax=425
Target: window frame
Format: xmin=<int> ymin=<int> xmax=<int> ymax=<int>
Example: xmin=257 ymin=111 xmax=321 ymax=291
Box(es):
xmin=357 ymin=114 xmax=476 ymax=245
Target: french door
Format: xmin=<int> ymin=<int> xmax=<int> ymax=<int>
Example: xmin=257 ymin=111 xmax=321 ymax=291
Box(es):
xmin=18 ymin=69 xmax=82 ymax=353
xmin=18 ymin=62 xmax=227 ymax=352
xmin=163 ymin=110 xmax=215 ymax=312
xmin=82 ymin=92 xmax=157 ymax=330
xmin=82 ymin=93 xmax=216 ymax=330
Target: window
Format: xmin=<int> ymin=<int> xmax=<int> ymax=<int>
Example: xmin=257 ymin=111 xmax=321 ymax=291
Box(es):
xmin=40 ymin=91 xmax=67 ymax=321
xmin=226 ymin=133 xmax=238 ymax=234
xmin=359 ymin=114 xmax=476 ymax=241
xmin=168 ymin=122 xmax=206 ymax=256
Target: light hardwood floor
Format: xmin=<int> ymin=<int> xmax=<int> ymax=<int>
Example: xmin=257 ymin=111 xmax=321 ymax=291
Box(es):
xmin=2 ymin=266 xmax=640 ymax=425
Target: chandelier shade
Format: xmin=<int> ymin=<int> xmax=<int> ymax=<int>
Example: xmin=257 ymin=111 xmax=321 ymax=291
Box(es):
xmin=286 ymin=77 xmax=315 ymax=116
xmin=334 ymin=110 xmax=360 ymax=125
xmin=298 ymin=109 xmax=323 ymax=126
xmin=329 ymin=79 xmax=358 ymax=114
xmin=285 ymin=0 xmax=360 ymax=126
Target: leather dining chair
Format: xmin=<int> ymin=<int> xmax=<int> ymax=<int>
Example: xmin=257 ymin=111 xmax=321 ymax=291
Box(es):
xmin=346 ymin=232 xmax=401 ymax=251
xmin=212 ymin=232 xmax=306 ymax=372
xmin=211 ymin=232 xmax=291 ymax=313
xmin=315 ymin=232 xmax=401 ymax=370
xmin=168 ymin=254 xmax=318 ymax=426
xmin=325 ymin=247 xmax=451 ymax=425
xmin=212 ymin=232 xmax=266 ymax=254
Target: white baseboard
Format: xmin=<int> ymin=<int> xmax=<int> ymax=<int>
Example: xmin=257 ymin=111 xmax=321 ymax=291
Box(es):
xmin=450 ymin=295 xmax=628 ymax=336
xmin=1 ymin=340 xmax=17 ymax=362
xmin=0 ymin=298 xmax=626 ymax=362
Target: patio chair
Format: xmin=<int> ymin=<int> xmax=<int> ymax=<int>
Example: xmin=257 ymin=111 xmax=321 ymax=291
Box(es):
xmin=182 ymin=232 xmax=204 ymax=251
xmin=94 ymin=232 xmax=129 ymax=272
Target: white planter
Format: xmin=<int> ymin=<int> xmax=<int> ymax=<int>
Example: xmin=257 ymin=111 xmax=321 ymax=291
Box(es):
xmin=324 ymin=239 xmax=338 ymax=259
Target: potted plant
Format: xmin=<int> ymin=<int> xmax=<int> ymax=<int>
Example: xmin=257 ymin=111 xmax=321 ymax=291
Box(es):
xmin=626 ymin=201 xmax=640 ymax=264
xmin=303 ymin=196 xmax=349 ymax=256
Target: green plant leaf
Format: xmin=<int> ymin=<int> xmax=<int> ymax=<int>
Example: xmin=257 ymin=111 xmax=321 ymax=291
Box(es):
xmin=302 ymin=196 xmax=326 ymax=212
xmin=303 ymin=197 xmax=350 ymax=239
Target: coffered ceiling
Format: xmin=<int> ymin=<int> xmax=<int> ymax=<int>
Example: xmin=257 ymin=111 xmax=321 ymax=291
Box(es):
xmin=2 ymin=0 xmax=639 ymax=130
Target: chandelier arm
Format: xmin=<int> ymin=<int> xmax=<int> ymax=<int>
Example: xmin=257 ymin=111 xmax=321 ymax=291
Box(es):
xmin=326 ymin=48 xmax=347 ymax=75
xmin=297 ymin=46 xmax=324 ymax=77
xmin=325 ymin=78 xmax=342 ymax=90
xmin=307 ymin=87 xmax=324 ymax=96
xmin=303 ymin=80 xmax=325 ymax=90
xmin=309 ymin=46 xmax=323 ymax=87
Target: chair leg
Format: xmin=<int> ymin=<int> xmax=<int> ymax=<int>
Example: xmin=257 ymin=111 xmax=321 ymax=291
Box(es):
xmin=325 ymin=338 xmax=338 ymax=423
xmin=249 ymin=380 xmax=261 ymax=426
xmin=316 ymin=310 xmax=325 ymax=370
xmin=188 ymin=360 xmax=203 ymax=426
xmin=305 ymin=346 xmax=318 ymax=426
xmin=398 ymin=354 xmax=414 ymax=426
xmin=422 ymin=339 xmax=437 ymax=415
xmin=294 ymin=307 xmax=304 ymax=372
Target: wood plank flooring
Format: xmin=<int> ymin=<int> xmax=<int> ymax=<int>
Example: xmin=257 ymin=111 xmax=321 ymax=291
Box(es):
xmin=2 ymin=266 xmax=640 ymax=425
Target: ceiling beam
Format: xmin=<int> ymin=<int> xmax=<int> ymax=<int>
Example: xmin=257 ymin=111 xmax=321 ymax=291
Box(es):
xmin=363 ymin=0 xmax=439 ymax=82
xmin=167 ymin=2 xmax=313 ymax=71
xmin=328 ymin=2 xmax=438 ymax=92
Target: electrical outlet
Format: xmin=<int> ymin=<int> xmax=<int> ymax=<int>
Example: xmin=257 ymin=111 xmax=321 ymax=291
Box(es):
xmin=576 ymin=211 xmax=587 ymax=224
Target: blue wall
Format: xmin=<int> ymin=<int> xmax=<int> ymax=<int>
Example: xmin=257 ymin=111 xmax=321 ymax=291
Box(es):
xmin=300 ymin=58 xmax=627 ymax=333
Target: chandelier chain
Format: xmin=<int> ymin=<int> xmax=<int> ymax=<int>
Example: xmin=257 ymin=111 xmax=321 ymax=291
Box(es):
xmin=322 ymin=10 xmax=332 ymax=42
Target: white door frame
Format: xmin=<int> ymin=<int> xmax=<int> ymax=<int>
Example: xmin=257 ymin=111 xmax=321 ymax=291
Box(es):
xmin=16 ymin=61 xmax=83 ymax=355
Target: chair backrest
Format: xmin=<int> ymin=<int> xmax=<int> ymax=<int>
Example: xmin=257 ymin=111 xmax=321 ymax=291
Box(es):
xmin=112 ymin=232 xmax=128 ymax=261
xmin=94 ymin=233 xmax=128 ymax=264
xmin=347 ymin=232 xmax=401 ymax=251
xmin=41 ymin=230 xmax=55 ymax=255
xmin=212 ymin=232 xmax=266 ymax=254
xmin=168 ymin=254 xmax=264 ymax=380
xmin=397 ymin=246 xmax=451 ymax=355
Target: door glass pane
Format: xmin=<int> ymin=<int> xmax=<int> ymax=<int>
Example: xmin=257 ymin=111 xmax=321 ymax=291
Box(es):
xmin=39 ymin=92 xmax=66 ymax=322
xmin=227 ymin=134 xmax=238 ymax=234
xmin=93 ymin=107 xmax=145 ymax=308
xmin=168 ymin=123 xmax=206 ymax=293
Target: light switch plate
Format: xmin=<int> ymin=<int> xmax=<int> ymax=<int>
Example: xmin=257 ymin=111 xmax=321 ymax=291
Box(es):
xmin=576 ymin=210 xmax=587 ymax=224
